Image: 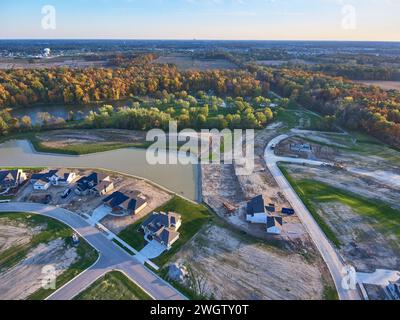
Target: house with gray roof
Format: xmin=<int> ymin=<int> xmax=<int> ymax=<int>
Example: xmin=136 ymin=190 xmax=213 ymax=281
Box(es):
xmin=246 ymin=195 xmax=268 ymax=224
xmin=141 ymin=212 xmax=182 ymax=249
xmin=0 ymin=169 xmax=27 ymax=190
xmin=103 ymin=191 xmax=147 ymax=215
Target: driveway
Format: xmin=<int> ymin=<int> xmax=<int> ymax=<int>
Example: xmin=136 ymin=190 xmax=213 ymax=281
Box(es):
xmin=91 ymin=204 xmax=111 ymax=223
xmin=0 ymin=202 xmax=186 ymax=300
xmin=139 ymin=240 xmax=166 ymax=260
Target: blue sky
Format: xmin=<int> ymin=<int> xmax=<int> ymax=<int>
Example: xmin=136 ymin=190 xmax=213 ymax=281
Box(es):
xmin=0 ymin=0 xmax=399 ymax=40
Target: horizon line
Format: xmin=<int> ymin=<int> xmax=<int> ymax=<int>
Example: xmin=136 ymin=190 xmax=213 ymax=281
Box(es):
xmin=1 ymin=38 xmax=400 ymax=43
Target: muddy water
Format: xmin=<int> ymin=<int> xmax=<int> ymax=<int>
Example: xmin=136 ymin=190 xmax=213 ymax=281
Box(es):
xmin=0 ymin=140 xmax=199 ymax=201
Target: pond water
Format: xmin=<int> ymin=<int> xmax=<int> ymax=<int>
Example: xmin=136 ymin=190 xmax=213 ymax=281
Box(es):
xmin=0 ymin=140 xmax=199 ymax=201
xmin=11 ymin=99 xmax=141 ymax=125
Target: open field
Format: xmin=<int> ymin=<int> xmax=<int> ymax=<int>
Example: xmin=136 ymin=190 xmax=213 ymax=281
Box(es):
xmin=0 ymin=57 xmax=109 ymax=70
xmin=168 ymin=224 xmax=336 ymax=300
xmin=118 ymin=196 xmax=213 ymax=268
xmin=275 ymin=104 xmax=330 ymax=132
xmin=35 ymin=129 xmax=149 ymax=155
xmin=154 ymin=55 xmax=237 ymax=71
xmin=354 ymin=80 xmax=400 ymax=91
xmin=0 ymin=212 xmax=98 ymax=300
xmin=74 ymin=271 xmax=152 ymax=300
xmin=279 ymin=165 xmax=400 ymax=272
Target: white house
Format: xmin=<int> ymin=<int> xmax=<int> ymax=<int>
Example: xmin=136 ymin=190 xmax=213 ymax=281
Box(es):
xmin=246 ymin=195 xmax=268 ymax=224
xmin=31 ymin=169 xmax=76 ymax=189
xmin=49 ymin=170 xmax=76 ymax=186
xmin=33 ymin=178 xmax=51 ymax=191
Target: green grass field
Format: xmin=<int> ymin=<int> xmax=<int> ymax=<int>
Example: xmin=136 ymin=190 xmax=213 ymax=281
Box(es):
xmin=278 ymin=166 xmax=400 ymax=247
xmin=73 ymin=271 xmax=152 ymax=300
xmin=0 ymin=131 xmax=151 ymax=155
xmin=0 ymin=212 xmax=98 ymax=300
xmin=118 ymin=196 xmax=213 ymax=267
xmin=275 ymin=102 xmax=332 ymax=132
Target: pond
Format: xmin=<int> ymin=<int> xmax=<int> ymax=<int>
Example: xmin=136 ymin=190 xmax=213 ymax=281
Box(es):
xmin=11 ymin=98 xmax=141 ymax=125
xmin=0 ymin=140 xmax=199 ymax=201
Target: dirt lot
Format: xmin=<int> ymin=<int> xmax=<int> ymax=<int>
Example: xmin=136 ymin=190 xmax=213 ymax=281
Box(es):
xmin=282 ymin=163 xmax=400 ymax=272
xmin=354 ymin=80 xmax=400 ymax=91
xmin=0 ymin=57 xmax=108 ymax=70
xmin=36 ymin=129 xmax=147 ymax=149
xmin=201 ymin=124 xmax=307 ymax=243
xmin=171 ymin=224 xmax=332 ymax=300
xmin=0 ymin=217 xmax=77 ymax=300
xmin=16 ymin=168 xmax=172 ymax=234
xmin=154 ymin=55 xmax=237 ymax=71
xmin=0 ymin=218 xmax=42 ymax=254
xmin=0 ymin=238 xmax=77 ymax=300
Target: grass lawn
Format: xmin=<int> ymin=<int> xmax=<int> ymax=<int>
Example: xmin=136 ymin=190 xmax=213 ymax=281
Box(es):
xmin=0 ymin=131 xmax=151 ymax=155
xmin=0 ymin=212 xmax=98 ymax=300
xmin=278 ymin=165 xmax=400 ymax=247
xmin=278 ymin=164 xmax=341 ymax=247
xmin=73 ymin=271 xmax=152 ymax=300
xmin=118 ymin=196 xmax=213 ymax=268
xmin=276 ymin=106 xmax=326 ymax=131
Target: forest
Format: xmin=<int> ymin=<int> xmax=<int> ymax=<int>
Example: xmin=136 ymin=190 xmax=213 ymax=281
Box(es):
xmin=0 ymin=53 xmax=399 ymax=148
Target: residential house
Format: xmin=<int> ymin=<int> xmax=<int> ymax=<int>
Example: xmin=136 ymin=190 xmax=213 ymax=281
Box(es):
xmin=31 ymin=169 xmax=76 ymax=190
xmin=246 ymin=195 xmax=268 ymax=224
xmin=141 ymin=212 xmax=182 ymax=249
xmin=93 ymin=179 xmax=114 ymax=196
xmin=266 ymin=216 xmax=283 ymax=235
xmin=102 ymin=191 xmax=147 ymax=215
xmin=75 ymin=172 xmax=112 ymax=196
xmin=0 ymin=169 xmax=27 ymax=190
xmin=290 ymin=143 xmax=312 ymax=153
xmin=33 ymin=178 xmax=51 ymax=191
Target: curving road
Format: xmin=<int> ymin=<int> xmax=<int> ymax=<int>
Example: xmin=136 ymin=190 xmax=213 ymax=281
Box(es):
xmin=265 ymin=134 xmax=361 ymax=300
xmin=0 ymin=202 xmax=186 ymax=301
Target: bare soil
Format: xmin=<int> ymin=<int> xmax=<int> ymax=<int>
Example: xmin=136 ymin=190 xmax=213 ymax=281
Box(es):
xmin=172 ymin=225 xmax=330 ymax=300
xmin=153 ymin=55 xmax=238 ymax=71
xmin=202 ymin=125 xmax=307 ymax=243
xmin=354 ymin=80 xmax=400 ymax=91
xmin=36 ymin=129 xmax=147 ymax=149
xmin=283 ymin=163 xmax=400 ymax=271
xmin=0 ymin=218 xmax=42 ymax=254
xmin=0 ymin=238 xmax=77 ymax=300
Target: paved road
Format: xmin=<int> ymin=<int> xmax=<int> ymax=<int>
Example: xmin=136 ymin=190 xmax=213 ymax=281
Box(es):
xmin=265 ymin=134 xmax=361 ymax=300
xmin=0 ymin=202 xmax=186 ymax=300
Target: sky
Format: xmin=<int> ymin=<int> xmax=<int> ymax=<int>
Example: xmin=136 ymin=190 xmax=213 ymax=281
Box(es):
xmin=0 ymin=0 xmax=399 ymax=41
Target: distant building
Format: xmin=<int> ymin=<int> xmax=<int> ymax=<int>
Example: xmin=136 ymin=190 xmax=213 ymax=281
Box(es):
xmin=75 ymin=172 xmax=112 ymax=196
xmin=43 ymin=48 xmax=51 ymax=57
xmin=266 ymin=216 xmax=283 ymax=235
xmin=103 ymin=191 xmax=147 ymax=216
xmin=141 ymin=212 xmax=182 ymax=249
xmin=290 ymin=143 xmax=312 ymax=153
xmin=0 ymin=169 xmax=27 ymax=190
xmin=246 ymin=195 xmax=267 ymax=224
